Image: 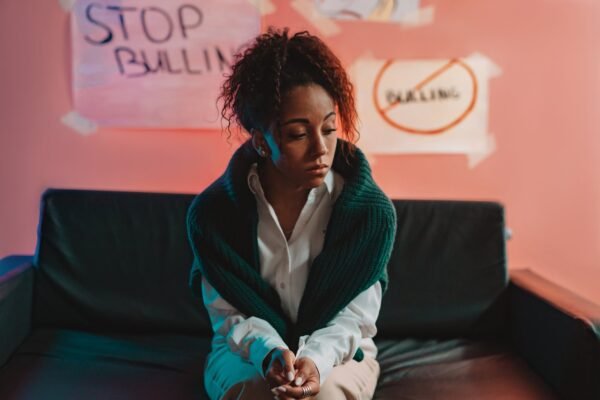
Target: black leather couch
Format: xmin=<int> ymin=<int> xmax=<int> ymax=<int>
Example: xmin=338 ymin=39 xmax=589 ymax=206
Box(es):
xmin=0 ymin=188 xmax=598 ymax=399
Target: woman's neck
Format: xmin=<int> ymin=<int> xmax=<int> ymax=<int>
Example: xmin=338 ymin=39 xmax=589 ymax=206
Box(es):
xmin=257 ymin=161 xmax=310 ymax=210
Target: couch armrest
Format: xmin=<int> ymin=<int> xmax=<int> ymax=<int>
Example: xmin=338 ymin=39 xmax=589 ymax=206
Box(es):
xmin=0 ymin=255 xmax=34 ymax=367
xmin=509 ymin=268 xmax=600 ymax=400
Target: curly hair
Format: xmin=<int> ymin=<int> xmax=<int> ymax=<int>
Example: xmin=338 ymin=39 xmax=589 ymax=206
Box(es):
xmin=219 ymin=27 xmax=359 ymax=154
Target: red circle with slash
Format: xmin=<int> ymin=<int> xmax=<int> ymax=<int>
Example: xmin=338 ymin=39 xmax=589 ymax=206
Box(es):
xmin=372 ymin=58 xmax=478 ymax=135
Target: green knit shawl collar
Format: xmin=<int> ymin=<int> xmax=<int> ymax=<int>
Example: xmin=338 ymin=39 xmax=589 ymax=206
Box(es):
xmin=189 ymin=138 xmax=396 ymax=354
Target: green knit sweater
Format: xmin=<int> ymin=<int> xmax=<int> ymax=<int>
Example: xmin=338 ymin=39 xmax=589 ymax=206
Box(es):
xmin=186 ymin=139 xmax=397 ymax=361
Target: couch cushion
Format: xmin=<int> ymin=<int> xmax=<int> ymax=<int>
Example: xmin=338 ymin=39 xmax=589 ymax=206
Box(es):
xmin=374 ymin=338 xmax=557 ymax=399
xmin=0 ymin=328 xmax=211 ymax=399
xmin=377 ymin=200 xmax=508 ymax=339
xmin=33 ymin=189 xmax=210 ymax=335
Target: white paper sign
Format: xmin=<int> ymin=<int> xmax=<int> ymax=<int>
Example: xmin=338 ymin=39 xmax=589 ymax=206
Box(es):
xmin=352 ymin=55 xmax=499 ymax=154
xmin=71 ymin=0 xmax=261 ymax=128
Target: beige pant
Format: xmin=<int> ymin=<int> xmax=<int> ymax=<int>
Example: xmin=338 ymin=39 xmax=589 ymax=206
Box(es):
xmin=222 ymin=357 xmax=380 ymax=400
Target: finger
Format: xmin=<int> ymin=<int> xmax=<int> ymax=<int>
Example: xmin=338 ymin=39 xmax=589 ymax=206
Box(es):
xmin=276 ymin=385 xmax=305 ymax=400
xmin=266 ymin=371 xmax=289 ymax=388
xmin=304 ymin=375 xmax=320 ymax=390
xmin=270 ymin=385 xmax=289 ymax=398
xmin=291 ymin=362 xmax=309 ymax=386
xmin=270 ymin=359 xmax=290 ymax=382
xmin=272 ymin=387 xmax=297 ymax=400
xmin=293 ymin=373 xmax=304 ymax=387
xmin=278 ymin=383 xmax=315 ymax=399
xmin=271 ymin=360 xmax=292 ymax=384
xmin=281 ymin=351 xmax=296 ymax=382
xmin=293 ymin=359 xmax=319 ymax=388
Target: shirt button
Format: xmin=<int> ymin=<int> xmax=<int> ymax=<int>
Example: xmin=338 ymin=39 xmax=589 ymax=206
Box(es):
xmin=279 ymin=282 xmax=286 ymax=289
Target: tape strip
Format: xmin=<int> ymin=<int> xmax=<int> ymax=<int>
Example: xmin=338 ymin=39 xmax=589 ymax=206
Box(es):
xmin=465 ymin=53 xmax=499 ymax=167
xmin=291 ymin=0 xmax=341 ymax=37
xmin=467 ymin=133 xmax=496 ymax=168
xmin=347 ymin=51 xmax=375 ymax=82
xmin=246 ymin=0 xmax=276 ymax=16
xmin=61 ymin=111 xmax=98 ymax=135
xmin=467 ymin=52 xmax=503 ymax=78
xmin=397 ymin=5 xmax=435 ymax=27
xmin=58 ymin=0 xmax=76 ymax=12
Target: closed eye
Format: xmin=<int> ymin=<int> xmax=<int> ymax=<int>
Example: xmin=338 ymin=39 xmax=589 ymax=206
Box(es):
xmin=290 ymin=133 xmax=307 ymax=140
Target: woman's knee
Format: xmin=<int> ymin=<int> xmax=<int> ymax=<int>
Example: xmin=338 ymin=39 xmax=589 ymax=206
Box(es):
xmin=315 ymin=382 xmax=351 ymax=400
xmin=315 ymin=358 xmax=380 ymax=400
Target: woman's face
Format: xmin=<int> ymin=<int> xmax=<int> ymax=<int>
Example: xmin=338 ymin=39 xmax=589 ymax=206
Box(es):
xmin=260 ymin=83 xmax=338 ymax=190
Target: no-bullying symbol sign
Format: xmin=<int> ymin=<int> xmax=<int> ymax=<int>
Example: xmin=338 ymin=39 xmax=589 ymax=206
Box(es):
xmin=351 ymin=54 xmax=500 ymax=158
xmin=373 ymin=58 xmax=478 ymax=135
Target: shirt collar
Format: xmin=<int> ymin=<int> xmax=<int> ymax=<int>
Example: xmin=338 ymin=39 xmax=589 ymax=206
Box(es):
xmin=247 ymin=163 xmax=335 ymax=199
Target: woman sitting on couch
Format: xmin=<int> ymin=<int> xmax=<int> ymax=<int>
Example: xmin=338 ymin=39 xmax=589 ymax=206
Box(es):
xmin=186 ymin=27 xmax=396 ymax=400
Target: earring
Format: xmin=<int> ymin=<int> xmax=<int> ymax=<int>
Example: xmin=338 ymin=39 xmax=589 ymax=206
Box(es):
xmin=258 ymin=147 xmax=267 ymax=157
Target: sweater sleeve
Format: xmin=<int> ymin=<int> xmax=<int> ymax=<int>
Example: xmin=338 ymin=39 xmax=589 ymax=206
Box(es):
xmin=201 ymin=276 xmax=288 ymax=377
xmin=295 ymin=281 xmax=382 ymax=386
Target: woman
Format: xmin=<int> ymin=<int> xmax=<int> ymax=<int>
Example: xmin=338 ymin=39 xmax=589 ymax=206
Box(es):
xmin=186 ymin=27 xmax=396 ymax=400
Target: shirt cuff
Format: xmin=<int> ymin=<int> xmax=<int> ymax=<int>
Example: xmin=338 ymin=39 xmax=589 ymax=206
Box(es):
xmin=248 ymin=335 xmax=289 ymax=379
xmin=295 ymin=336 xmax=335 ymax=387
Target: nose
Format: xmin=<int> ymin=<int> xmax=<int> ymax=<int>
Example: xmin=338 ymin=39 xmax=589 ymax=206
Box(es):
xmin=312 ymin=133 xmax=328 ymax=157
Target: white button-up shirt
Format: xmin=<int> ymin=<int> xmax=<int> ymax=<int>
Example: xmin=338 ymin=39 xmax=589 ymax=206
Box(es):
xmin=201 ymin=163 xmax=382 ymax=385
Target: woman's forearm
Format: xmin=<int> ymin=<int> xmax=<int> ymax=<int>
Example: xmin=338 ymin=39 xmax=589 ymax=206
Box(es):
xmin=201 ymin=275 xmax=288 ymax=376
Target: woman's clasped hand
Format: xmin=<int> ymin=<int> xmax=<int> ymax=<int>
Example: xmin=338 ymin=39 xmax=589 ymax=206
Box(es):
xmin=263 ymin=347 xmax=320 ymax=399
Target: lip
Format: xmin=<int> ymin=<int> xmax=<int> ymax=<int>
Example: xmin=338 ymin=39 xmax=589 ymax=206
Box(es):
xmin=307 ymin=164 xmax=328 ymax=171
xmin=306 ymin=165 xmax=328 ymax=175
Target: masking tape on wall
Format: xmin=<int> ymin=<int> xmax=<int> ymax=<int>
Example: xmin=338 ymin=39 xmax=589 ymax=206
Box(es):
xmin=464 ymin=53 xmax=502 ymax=168
xmin=61 ymin=111 xmax=98 ymax=135
xmin=466 ymin=134 xmax=496 ymax=168
xmin=467 ymin=52 xmax=503 ymax=78
xmin=291 ymin=0 xmax=342 ymax=37
xmin=396 ymin=5 xmax=435 ymax=27
xmin=58 ymin=0 xmax=76 ymax=12
xmin=246 ymin=0 xmax=276 ymax=16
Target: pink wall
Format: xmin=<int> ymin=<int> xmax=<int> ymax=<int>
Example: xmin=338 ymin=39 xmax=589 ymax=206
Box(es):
xmin=1 ymin=0 xmax=599 ymax=303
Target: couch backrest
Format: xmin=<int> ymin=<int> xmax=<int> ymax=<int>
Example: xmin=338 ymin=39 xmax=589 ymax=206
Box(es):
xmin=33 ymin=189 xmax=507 ymax=339
xmin=377 ymin=200 xmax=508 ymax=339
xmin=33 ymin=189 xmax=211 ymax=335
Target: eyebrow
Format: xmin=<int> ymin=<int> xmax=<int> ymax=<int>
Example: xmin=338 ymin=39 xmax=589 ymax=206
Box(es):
xmin=281 ymin=111 xmax=336 ymax=126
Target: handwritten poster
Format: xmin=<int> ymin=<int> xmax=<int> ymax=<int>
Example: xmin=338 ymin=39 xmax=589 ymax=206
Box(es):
xmin=351 ymin=55 xmax=499 ymax=154
xmin=71 ymin=0 xmax=261 ymax=128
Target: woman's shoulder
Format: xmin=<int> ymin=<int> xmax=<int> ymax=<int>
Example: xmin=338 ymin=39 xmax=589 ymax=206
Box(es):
xmin=186 ymin=176 xmax=231 ymax=229
xmin=187 ymin=142 xmax=259 ymax=231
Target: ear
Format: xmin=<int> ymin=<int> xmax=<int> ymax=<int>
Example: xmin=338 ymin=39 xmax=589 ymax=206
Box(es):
xmin=250 ymin=129 xmax=269 ymax=158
